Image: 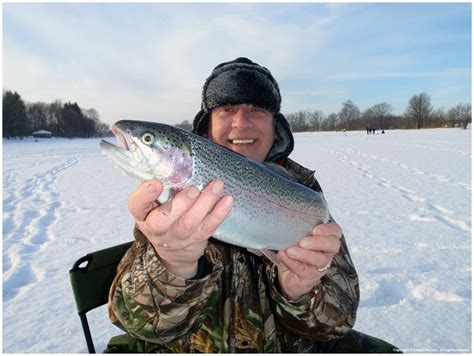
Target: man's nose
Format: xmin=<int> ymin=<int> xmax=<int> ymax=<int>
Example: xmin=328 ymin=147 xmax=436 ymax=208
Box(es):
xmin=231 ymin=110 xmax=252 ymax=129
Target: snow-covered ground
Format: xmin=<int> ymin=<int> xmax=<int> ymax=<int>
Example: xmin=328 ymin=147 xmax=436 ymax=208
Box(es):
xmin=3 ymin=128 xmax=471 ymax=353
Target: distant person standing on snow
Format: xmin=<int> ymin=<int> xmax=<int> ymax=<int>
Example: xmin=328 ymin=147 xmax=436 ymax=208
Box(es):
xmin=107 ymin=57 xmax=400 ymax=353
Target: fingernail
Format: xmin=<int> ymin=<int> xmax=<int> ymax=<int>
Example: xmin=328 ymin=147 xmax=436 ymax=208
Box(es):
xmin=287 ymin=248 xmax=300 ymax=257
xmin=148 ymin=184 xmax=156 ymax=193
xmin=187 ymin=187 xmax=199 ymax=199
xmin=223 ymin=196 xmax=234 ymax=208
xmin=300 ymin=239 xmax=311 ymax=248
xmin=212 ymin=180 xmax=224 ymax=194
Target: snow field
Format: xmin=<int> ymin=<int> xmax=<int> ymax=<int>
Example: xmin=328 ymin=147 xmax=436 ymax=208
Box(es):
xmin=2 ymin=128 xmax=471 ymax=353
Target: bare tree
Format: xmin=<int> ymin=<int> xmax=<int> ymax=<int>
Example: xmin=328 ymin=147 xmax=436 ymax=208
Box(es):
xmin=83 ymin=108 xmax=110 ymax=137
xmin=371 ymin=102 xmax=393 ymax=130
xmin=448 ymin=103 xmax=471 ymax=129
xmin=83 ymin=108 xmax=100 ymax=122
xmin=431 ymin=107 xmax=446 ymax=128
xmin=286 ymin=110 xmax=310 ymax=132
xmin=308 ymin=110 xmax=325 ymax=131
xmin=175 ymin=120 xmax=192 ymax=131
xmin=339 ymin=100 xmax=360 ymax=131
xmin=324 ymin=113 xmax=338 ymax=131
xmin=406 ymin=93 xmax=432 ymax=129
xmin=95 ymin=122 xmax=112 ymax=137
xmin=360 ymin=107 xmax=376 ymax=130
xmin=26 ymin=102 xmax=48 ymax=132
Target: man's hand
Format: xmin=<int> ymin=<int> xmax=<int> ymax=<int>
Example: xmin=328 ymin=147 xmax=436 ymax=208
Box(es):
xmin=277 ymin=222 xmax=343 ymax=301
xmin=128 ymin=179 xmax=234 ymax=278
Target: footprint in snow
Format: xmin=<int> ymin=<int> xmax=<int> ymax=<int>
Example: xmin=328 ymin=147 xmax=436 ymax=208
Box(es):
xmin=433 ymin=175 xmax=449 ymax=182
xmin=3 ymin=263 xmax=42 ymax=302
xmin=360 ymin=278 xmax=406 ymax=308
xmin=409 ymin=204 xmax=470 ymax=233
xmin=401 ymin=193 xmax=426 ymax=203
xmin=407 ymin=279 xmax=465 ymax=302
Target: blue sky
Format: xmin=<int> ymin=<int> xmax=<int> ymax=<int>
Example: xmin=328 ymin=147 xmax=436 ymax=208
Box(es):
xmin=3 ymin=2 xmax=471 ymax=127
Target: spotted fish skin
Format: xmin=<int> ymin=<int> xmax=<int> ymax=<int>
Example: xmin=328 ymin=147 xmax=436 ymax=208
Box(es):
xmin=100 ymin=120 xmax=329 ymax=250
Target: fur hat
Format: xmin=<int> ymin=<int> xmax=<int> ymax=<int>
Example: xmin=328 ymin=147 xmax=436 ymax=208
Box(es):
xmin=192 ymin=57 xmax=294 ymax=162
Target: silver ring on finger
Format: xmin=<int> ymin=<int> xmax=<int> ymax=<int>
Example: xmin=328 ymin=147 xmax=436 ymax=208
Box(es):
xmin=317 ymin=262 xmax=331 ymax=273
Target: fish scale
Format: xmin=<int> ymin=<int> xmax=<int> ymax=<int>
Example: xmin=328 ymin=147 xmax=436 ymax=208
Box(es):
xmin=100 ymin=120 xmax=329 ymax=251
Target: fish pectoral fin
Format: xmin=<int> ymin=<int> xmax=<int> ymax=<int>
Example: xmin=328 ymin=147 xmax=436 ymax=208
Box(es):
xmin=246 ymin=248 xmax=263 ymax=256
xmin=262 ymin=249 xmax=282 ymax=267
xmin=155 ymin=188 xmax=176 ymax=216
xmin=157 ymin=188 xmax=174 ymax=204
xmin=247 ymin=248 xmax=281 ymax=267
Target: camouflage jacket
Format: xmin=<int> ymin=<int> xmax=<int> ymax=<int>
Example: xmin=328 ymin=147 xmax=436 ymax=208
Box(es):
xmin=108 ymin=158 xmax=359 ymax=353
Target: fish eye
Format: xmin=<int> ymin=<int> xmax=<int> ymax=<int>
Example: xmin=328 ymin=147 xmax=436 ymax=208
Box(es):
xmin=141 ymin=132 xmax=155 ymax=145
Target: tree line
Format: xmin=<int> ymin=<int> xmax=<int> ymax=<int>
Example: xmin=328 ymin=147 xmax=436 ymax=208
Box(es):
xmin=173 ymin=93 xmax=470 ymax=133
xmin=6 ymin=89 xmax=470 ymax=138
xmin=284 ymin=93 xmax=471 ymax=133
xmin=3 ymin=90 xmax=111 ymax=138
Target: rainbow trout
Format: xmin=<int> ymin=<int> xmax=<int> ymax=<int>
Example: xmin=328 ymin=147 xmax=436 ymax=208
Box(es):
xmin=100 ymin=120 xmax=329 ymax=257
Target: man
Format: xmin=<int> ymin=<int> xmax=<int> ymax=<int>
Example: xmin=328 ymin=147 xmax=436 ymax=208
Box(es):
xmin=107 ymin=57 xmax=399 ymax=352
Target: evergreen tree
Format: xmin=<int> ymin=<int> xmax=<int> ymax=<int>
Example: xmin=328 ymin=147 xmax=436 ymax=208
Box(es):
xmin=61 ymin=102 xmax=83 ymax=138
xmin=3 ymin=90 xmax=29 ymax=138
xmin=48 ymin=100 xmax=63 ymax=136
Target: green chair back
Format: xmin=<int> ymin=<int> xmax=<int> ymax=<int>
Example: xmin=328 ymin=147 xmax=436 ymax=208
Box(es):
xmin=69 ymin=241 xmax=133 ymax=353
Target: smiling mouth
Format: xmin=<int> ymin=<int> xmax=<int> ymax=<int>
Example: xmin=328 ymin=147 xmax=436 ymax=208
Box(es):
xmin=231 ymin=139 xmax=255 ymax=145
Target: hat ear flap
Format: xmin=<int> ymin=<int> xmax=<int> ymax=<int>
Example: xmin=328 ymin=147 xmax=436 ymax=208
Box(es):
xmin=267 ymin=113 xmax=294 ymax=162
xmin=192 ymin=110 xmax=210 ymax=135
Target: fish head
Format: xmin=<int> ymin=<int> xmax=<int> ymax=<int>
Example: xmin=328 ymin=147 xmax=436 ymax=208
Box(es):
xmin=108 ymin=120 xmax=194 ymax=187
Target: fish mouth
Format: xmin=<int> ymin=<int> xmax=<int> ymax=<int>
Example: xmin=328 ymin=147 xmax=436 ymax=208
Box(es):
xmin=99 ymin=122 xmax=155 ymax=181
xmin=99 ymin=124 xmax=134 ymax=162
xmin=112 ymin=124 xmax=131 ymax=152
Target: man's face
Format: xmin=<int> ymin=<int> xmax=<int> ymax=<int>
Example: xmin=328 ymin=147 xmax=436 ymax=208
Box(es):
xmin=207 ymin=104 xmax=276 ymax=162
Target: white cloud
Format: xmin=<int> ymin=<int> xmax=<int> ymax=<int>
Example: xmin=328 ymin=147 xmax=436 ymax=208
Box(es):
xmin=3 ymin=3 xmax=471 ymax=126
xmin=3 ymin=3 xmax=331 ymax=125
xmin=327 ymin=67 xmax=472 ymax=81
